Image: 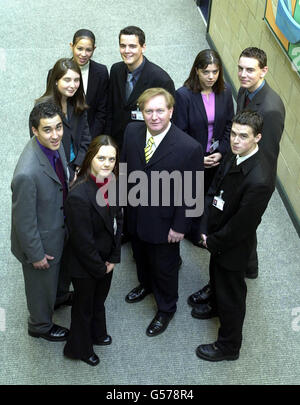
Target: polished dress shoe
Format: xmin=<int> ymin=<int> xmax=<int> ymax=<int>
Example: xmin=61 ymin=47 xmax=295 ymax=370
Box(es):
xmin=187 ymin=284 xmax=212 ymax=307
xmin=125 ymin=285 xmax=150 ymax=303
xmin=93 ymin=334 xmax=112 ymax=346
xmin=196 ymin=343 xmax=239 ymax=362
xmin=28 ymin=324 xmax=69 ymax=341
xmin=191 ymin=303 xmax=217 ymax=319
xmin=54 ymin=291 xmax=74 ymax=310
xmin=146 ymin=313 xmax=174 ymax=337
xmin=64 ymin=350 xmax=100 ymax=366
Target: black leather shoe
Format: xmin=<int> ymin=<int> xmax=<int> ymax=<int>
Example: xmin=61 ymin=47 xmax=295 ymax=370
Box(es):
xmin=146 ymin=313 xmax=174 ymax=337
xmin=28 ymin=324 xmax=69 ymax=341
xmin=82 ymin=353 xmax=100 ymax=366
xmin=196 ymin=343 xmax=239 ymax=362
xmin=188 ymin=284 xmax=212 ymax=307
xmin=93 ymin=335 xmax=112 ymax=345
xmin=245 ymin=269 xmax=258 ymax=279
xmin=191 ymin=303 xmax=217 ymax=319
xmin=64 ymin=350 xmax=100 ymax=366
xmin=125 ymin=285 xmax=150 ymax=303
xmin=54 ymin=291 xmax=74 ymax=310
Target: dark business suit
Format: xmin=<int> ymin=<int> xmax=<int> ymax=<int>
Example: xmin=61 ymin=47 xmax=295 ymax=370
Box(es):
xmin=63 ymin=177 xmax=122 ymax=359
xmin=121 ymin=122 xmax=203 ymax=314
xmin=199 ymin=150 xmax=273 ymax=354
xmin=237 ymin=81 xmax=285 ymax=186
xmin=83 ymin=60 xmax=109 ymax=138
xmin=107 ymin=56 xmax=175 ymax=147
xmin=61 ymin=101 xmax=91 ymax=170
xmin=47 ymin=61 xmax=109 ymax=138
xmin=174 ymin=84 xmax=234 ymax=157
xmin=237 ymin=81 xmax=285 ymax=273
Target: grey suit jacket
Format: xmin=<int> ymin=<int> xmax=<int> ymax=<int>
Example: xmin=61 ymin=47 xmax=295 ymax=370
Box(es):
xmin=11 ymin=137 xmax=69 ymax=265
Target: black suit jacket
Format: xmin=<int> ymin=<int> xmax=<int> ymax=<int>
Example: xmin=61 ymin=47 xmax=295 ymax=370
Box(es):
xmin=107 ymin=57 xmax=175 ymax=147
xmin=237 ymin=81 xmax=285 ymax=186
xmin=61 ymin=101 xmax=91 ymax=169
xmin=85 ymin=60 xmax=109 ymax=138
xmin=199 ymin=150 xmax=273 ymax=271
xmin=121 ymin=122 xmax=204 ymax=244
xmin=65 ymin=177 xmax=123 ymax=279
xmin=173 ymin=84 xmax=234 ymax=155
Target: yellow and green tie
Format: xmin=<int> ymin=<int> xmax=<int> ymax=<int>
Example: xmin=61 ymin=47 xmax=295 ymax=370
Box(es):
xmin=144 ymin=136 xmax=154 ymax=163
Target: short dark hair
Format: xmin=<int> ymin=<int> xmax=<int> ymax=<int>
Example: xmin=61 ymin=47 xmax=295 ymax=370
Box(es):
xmin=72 ymin=29 xmax=96 ymax=47
xmin=232 ymin=110 xmax=263 ymax=136
xmin=119 ymin=26 xmax=145 ymax=46
xmin=184 ymin=49 xmax=225 ymax=94
xmin=239 ymin=47 xmax=267 ymax=69
xmin=30 ymin=102 xmax=63 ymax=130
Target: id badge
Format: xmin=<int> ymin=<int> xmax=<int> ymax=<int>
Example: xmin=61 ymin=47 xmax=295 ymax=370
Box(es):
xmin=212 ymin=190 xmax=225 ymax=211
xmin=131 ymin=109 xmax=144 ymax=121
xmin=209 ymin=140 xmax=219 ymax=154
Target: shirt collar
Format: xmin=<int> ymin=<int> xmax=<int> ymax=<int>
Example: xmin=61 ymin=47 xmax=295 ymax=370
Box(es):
xmin=236 ymin=145 xmax=259 ymax=166
xmin=146 ymin=122 xmax=172 ymax=148
xmin=246 ymin=80 xmax=265 ymax=100
xmin=127 ymin=56 xmax=145 ymax=79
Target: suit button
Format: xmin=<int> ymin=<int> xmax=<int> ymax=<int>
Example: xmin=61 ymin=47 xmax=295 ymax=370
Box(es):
xmin=59 ymin=188 xmax=63 ymax=191
xmin=60 ymin=206 xmax=64 ymax=210
xmin=62 ymin=225 xmax=65 ymax=229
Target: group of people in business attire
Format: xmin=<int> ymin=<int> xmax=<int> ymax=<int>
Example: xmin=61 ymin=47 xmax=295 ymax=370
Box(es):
xmin=11 ymin=24 xmax=285 ymax=366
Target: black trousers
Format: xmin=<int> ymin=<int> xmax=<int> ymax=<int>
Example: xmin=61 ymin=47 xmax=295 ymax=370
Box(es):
xmin=131 ymin=236 xmax=180 ymax=315
xmin=64 ymin=273 xmax=112 ymax=359
xmin=209 ymin=256 xmax=247 ymax=354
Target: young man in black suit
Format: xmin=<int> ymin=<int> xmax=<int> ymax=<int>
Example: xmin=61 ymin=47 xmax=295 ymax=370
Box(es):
xmin=106 ymin=26 xmax=175 ymax=148
xmin=121 ymin=88 xmax=203 ymax=337
xmin=194 ymin=111 xmax=273 ymax=361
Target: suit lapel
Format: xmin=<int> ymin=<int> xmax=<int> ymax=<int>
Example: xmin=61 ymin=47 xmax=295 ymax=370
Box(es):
xmin=193 ymin=92 xmax=208 ymax=127
xmin=127 ymin=57 xmax=149 ymax=105
xmin=86 ymin=60 xmax=96 ymax=102
xmin=32 ymin=138 xmax=61 ymax=185
xmin=85 ymin=179 xmax=114 ymax=236
xmin=135 ymin=126 xmax=147 ymax=165
xmin=146 ymin=125 xmax=176 ymax=169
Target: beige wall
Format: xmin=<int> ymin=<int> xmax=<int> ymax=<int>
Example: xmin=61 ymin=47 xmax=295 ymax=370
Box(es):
xmin=208 ymin=0 xmax=300 ymax=223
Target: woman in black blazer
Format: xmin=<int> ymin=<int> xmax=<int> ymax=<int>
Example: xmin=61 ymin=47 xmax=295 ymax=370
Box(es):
xmin=63 ymin=135 xmax=122 ymax=367
xmin=70 ymin=29 xmax=109 ymax=139
xmin=173 ymin=49 xmax=234 ymax=193
xmin=35 ymin=58 xmax=91 ymax=179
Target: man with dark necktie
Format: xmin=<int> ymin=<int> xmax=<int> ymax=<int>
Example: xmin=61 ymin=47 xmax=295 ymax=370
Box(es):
xmin=121 ymin=88 xmax=203 ymax=337
xmin=106 ymin=25 xmax=175 ymax=149
xmin=11 ymin=102 xmax=71 ymax=341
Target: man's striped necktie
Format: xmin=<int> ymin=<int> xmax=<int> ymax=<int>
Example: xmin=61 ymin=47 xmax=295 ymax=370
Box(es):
xmin=145 ymin=136 xmax=154 ymax=163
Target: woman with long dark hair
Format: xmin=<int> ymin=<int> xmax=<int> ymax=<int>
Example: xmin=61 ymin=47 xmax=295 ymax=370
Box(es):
xmin=174 ymin=49 xmax=234 ymax=193
xmin=35 ymin=58 xmax=91 ymax=178
xmin=173 ymin=49 xmax=234 ymax=245
xmin=63 ymin=135 xmax=122 ymax=367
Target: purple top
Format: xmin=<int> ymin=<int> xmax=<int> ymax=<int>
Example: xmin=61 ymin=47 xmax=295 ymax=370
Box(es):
xmin=201 ymin=92 xmax=215 ymax=153
xmin=36 ymin=138 xmax=59 ymax=169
